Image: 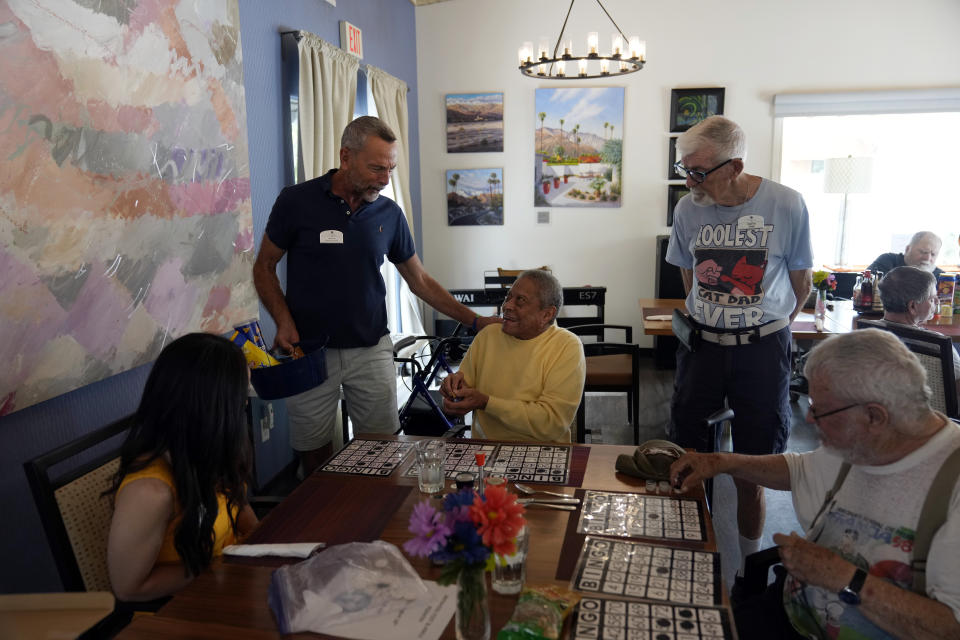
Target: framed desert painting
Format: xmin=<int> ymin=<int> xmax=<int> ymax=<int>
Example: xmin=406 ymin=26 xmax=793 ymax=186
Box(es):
xmin=446 ymin=93 xmax=503 ymax=153
xmin=446 ymin=168 xmax=503 ymax=225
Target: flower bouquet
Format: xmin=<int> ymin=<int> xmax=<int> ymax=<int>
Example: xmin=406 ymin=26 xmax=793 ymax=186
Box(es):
xmin=404 ymin=485 xmax=526 ymax=640
xmin=812 ymin=270 xmax=837 ymax=294
xmin=811 ymin=270 xmax=837 ymax=330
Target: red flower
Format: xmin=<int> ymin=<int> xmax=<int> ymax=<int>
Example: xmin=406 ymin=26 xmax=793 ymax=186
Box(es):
xmin=469 ymin=485 xmax=526 ymax=556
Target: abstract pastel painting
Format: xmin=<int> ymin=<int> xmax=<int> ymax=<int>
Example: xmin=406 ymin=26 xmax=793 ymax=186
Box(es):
xmin=0 ymin=0 xmax=257 ymax=414
xmin=534 ymin=87 xmax=624 ymax=208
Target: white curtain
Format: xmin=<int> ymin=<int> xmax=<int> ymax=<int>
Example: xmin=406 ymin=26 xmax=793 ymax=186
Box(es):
xmin=366 ymin=65 xmax=424 ymax=336
xmin=367 ymin=66 xmax=412 ymax=229
xmin=297 ymin=33 xmax=359 ymax=180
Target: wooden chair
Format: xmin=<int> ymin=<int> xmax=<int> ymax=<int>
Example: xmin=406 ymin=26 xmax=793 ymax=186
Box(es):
xmin=854 ymin=318 xmax=959 ymax=419
xmin=568 ymin=324 xmax=640 ymax=445
xmin=23 ymin=415 xmax=167 ymax=638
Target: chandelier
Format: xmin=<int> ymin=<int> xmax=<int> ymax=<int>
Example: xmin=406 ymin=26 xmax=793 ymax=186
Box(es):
xmin=518 ymin=0 xmax=645 ymax=80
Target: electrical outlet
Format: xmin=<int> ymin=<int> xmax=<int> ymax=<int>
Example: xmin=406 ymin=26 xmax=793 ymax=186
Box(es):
xmin=537 ymin=210 xmax=550 ymax=224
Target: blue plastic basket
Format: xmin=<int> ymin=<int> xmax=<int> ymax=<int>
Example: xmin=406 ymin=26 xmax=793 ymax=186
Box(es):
xmin=250 ymin=345 xmax=327 ymax=400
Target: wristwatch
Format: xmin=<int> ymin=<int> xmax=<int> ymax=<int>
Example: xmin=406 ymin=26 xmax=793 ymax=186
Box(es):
xmin=838 ymin=568 xmax=867 ymax=605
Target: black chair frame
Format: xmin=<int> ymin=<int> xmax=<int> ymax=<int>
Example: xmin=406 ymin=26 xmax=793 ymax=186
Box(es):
xmin=569 ymin=324 xmax=640 ymax=444
xmin=24 ymin=416 xmax=134 ymax=592
xmin=855 ymin=318 xmax=958 ymax=419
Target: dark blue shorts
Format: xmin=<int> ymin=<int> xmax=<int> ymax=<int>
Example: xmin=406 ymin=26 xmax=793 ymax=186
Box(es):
xmin=668 ymin=326 xmax=792 ymax=456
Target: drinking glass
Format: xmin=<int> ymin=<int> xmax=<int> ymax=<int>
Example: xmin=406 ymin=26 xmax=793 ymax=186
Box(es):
xmin=491 ymin=525 xmax=528 ymax=594
xmin=416 ymin=439 xmax=445 ymax=494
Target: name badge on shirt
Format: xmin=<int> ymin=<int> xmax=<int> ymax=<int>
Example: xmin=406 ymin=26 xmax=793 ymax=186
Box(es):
xmin=737 ymin=215 xmax=763 ymax=230
xmin=318 ymin=230 xmax=344 ymax=244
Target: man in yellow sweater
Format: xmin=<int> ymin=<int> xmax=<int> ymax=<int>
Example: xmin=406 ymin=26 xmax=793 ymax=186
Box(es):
xmin=439 ymin=269 xmax=586 ymax=442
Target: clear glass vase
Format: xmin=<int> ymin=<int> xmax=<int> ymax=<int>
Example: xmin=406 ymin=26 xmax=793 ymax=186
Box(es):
xmin=815 ymin=288 xmax=827 ymax=331
xmin=455 ymin=565 xmax=490 ymax=640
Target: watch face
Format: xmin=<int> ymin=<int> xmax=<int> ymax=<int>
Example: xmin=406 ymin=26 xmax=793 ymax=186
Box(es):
xmin=838 ymin=586 xmax=861 ymax=605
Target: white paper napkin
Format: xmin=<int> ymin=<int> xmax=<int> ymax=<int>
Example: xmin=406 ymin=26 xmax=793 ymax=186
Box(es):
xmin=222 ymin=542 xmax=324 ymax=558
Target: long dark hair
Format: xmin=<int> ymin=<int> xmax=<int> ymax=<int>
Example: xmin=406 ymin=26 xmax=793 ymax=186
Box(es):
xmin=109 ymin=332 xmax=252 ymax=577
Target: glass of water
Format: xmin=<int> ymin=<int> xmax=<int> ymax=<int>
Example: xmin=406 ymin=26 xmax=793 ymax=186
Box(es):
xmin=492 ymin=525 xmax=529 ymax=594
xmin=416 ymin=439 xmax=445 ymax=494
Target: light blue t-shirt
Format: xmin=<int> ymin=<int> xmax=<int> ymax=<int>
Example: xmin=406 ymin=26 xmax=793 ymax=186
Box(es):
xmin=666 ymin=179 xmax=814 ymax=329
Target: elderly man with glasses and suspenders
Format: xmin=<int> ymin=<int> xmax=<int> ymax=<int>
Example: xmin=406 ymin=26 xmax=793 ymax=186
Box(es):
xmin=670 ymin=329 xmax=960 ymax=640
xmin=666 ymin=115 xmax=813 ymax=571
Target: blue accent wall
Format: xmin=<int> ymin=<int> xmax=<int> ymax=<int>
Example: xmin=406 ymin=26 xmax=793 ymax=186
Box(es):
xmin=0 ymin=0 xmax=419 ymax=594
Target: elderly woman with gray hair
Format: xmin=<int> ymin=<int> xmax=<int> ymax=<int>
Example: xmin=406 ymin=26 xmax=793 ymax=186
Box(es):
xmin=878 ymin=266 xmax=960 ymax=395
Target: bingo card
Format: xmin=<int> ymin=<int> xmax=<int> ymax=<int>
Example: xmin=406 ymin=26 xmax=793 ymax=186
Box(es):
xmin=571 ymin=537 xmax=722 ymax=606
xmin=487 ymin=444 xmax=571 ymax=484
xmin=578 ymin=490 xmax=706 ymax=541
xmin=571 ymin=596 xmax=734 ymax=640
xmin=321 ymin=440 xmax=413 ymax=476
xmin=404 ymin=441 xmax=497 ymax=479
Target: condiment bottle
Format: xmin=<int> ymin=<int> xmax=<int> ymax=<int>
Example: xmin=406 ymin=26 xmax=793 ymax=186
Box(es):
xmin=860 ymin=269 xmax=874 ymax=311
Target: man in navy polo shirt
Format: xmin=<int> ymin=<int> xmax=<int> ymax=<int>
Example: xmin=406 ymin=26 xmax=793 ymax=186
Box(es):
xmin=254 ymin=116 xmax=498 ymax=474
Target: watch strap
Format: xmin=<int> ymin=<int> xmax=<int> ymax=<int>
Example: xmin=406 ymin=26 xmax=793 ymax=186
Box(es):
xmin=839 ymin=568 xmax=867 ymax=605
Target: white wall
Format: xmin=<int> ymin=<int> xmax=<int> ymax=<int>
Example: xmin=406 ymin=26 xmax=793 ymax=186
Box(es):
xmin=415 ymin=0 xmax=960 ymax=346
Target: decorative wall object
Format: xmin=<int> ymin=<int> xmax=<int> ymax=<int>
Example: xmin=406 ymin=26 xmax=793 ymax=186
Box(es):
xmin=668 ymin=137 xmax=681 ymax=179
xmin=446 ymin=93 xmax=503 ymax=153
xmin=669 ymin=88 xmax=725 ymax=132
xmin=667 ymin=185 xmax=690 ymax=226
xmin=447 ymin=169 xmax=503 ymax=225
xmin=0 ymin=0 xmax=257 ymax=415
xmin=534 ymin=87 xmax=624 ymax=208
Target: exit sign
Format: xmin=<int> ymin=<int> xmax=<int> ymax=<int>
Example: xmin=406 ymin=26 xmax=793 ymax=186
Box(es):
xmin=340 ymin=21 xmax=363 ymax=58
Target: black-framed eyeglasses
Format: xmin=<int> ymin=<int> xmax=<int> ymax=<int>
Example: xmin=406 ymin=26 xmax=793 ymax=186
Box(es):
xmin=808 ymin=402 xmax=862 ymax=421
xmin=673 ymin=158 xmax=734 ymax=183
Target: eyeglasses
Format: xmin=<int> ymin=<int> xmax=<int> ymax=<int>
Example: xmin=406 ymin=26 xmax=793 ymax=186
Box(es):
xmin=808 ymin=402 xmax=862 ymax=421
xmin=673 ymin=158 xmax=734 ymax=183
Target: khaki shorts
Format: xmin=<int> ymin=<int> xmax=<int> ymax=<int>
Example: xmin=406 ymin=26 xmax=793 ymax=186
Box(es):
xmin=285 ymin=334 xmax=399 ymax=451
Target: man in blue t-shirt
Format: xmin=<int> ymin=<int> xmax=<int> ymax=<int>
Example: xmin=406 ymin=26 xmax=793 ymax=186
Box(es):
xmin=254 ymin=116 xmax=498 ymax=473
xmin=666 ymin=116 xmax=813 ymax=569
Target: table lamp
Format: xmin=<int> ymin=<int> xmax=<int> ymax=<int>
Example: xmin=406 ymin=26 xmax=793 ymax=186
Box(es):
xmin=823 ymin=156 xmax=873 ymax=265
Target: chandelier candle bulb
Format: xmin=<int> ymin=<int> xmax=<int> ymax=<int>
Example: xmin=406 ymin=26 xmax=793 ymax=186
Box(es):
xmin=578 ymin=59 xmax=588 ymax=76
xmin=519 ymin=41 xmax=533 ymax=64
xmin=562 ymin=39 xmax=572 ymax=56
xmin=600 ymin=58 xmax=609 ymax=74
xmin=557 ymin=60 xmax=566 ymax=76
xmin=538 ymin=39 xmax=549 ymax=60
xmin=629 ymin=36 xmax=644 ymax=60
xmin=587 ymin=32 xmax=598 ymax=54
xmin=611 ymin=34 xmax=623 ymax=56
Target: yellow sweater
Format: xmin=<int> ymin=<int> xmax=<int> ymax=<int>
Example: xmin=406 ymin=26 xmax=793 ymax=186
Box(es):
xmin=460 ymin=324 xmax=585 ymax=443
xmin=117 ymin=458 xmax=238 ymax=565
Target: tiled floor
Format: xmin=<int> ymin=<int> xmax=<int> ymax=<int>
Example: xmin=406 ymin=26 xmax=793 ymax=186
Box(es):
xmin=583 ymin=355 xmax=820 ymax=590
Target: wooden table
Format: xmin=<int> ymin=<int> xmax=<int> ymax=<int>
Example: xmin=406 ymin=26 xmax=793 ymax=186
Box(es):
xmin=641 ymin=298 xmax=960 ymax=342
xmin=117 ymin=435 xmax=721 ymax=639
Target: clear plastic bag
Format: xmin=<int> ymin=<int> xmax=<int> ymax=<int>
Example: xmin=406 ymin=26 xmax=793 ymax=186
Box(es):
xmin=268 ymin=540 xmax=429 ymax=634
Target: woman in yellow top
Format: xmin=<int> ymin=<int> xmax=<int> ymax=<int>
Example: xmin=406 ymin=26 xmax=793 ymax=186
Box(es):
xmin=106 ymin=333 xmax=258 ymax=601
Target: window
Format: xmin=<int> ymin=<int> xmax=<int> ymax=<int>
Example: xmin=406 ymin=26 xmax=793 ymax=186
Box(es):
xmin=774 ymin=90 xmax=960 ymax=268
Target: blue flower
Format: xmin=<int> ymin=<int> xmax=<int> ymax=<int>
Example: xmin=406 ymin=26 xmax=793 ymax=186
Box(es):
xmin=431 ymin=520 xmax=490 ymax=567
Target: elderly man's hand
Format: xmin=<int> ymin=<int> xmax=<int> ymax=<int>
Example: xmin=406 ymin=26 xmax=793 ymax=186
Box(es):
xmin=668 ymin=452 xmax=723 ymax=493
xmin=773 ymin=532 xmax=857 ymax=592
xmin=439 ymin=371 xmax=466 ymax=401
xmin=442 ymin=387 xmax=488 ymax=416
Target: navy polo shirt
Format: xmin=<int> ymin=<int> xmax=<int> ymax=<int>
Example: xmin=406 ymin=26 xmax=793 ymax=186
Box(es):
xmin=264 ymin=170 xmax=416 ymax=348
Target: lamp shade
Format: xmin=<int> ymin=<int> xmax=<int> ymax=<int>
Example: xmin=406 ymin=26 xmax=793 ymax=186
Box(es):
xmin=823 ymin=156 xmax=873 ymax=194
